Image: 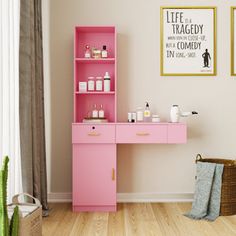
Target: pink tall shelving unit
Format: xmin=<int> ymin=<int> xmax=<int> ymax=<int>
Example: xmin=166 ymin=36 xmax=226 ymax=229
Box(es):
xmin=72 ymin=26 xmax=117 ymax=212
xmin=72 ymin=26 xmax=187 ymax=213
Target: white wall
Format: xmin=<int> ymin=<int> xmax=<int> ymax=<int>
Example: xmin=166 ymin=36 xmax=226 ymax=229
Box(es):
xmin=43 ymin=0 xmax=236 ymax=201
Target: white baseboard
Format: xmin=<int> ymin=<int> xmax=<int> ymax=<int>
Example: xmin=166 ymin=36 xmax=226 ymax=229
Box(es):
xmin=48 ymin=192 xmax=72 ymax=203
xmin=48 ymin=192 xmax=193 ymax=203
xmin=117 ymin=193 xmax=193 ymax=202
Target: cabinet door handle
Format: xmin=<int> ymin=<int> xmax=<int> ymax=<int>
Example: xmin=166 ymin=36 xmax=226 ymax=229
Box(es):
xmin=87 ymin=132 xmax=101 ymax=136
xmin=112 ymin=168 xmax=115 ymax=181
xmin=136 ymin=132 xmax=150 ymax=136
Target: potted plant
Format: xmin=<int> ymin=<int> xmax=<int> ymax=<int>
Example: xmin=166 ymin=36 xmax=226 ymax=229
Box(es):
xmin=0 ymin=156 xmax=19 ymax=236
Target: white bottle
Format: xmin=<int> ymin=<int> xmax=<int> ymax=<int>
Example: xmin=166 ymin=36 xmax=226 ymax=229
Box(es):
xmin=88 ymin=77 xmax=95 ymax=91
xmin=99 ymin=105 xmax=105 ymax=118
xmin=104 ymin=72 xmax=111 ymax=92
xmin=92 ymin=104 xmax=98 ymax=118
xmin=96 ymin=77 xmax=103 ymax=91
xmin=144 ymin=102 xmax=151 ymax=122
xmin=136 ymin=107 xmax=144 ymax=122
xmin=170 ymin=105 xmax=180 ymax=122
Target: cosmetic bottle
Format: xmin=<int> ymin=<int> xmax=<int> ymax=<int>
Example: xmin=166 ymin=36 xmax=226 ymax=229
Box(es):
xmin=104 ymin=72 xmax=111 ymax=92
xmin=136 ymin=107 xmax=144 ymax=122
xmin=101 ymin=45 xmax=108 ymax=58
xmin=88 ymin=77 xmax=95 ymax=91
xmin=84 ymin=45 xmax=91 ymax=58
xmin=92 ymin=104 xmax=98 ymax=118
xmin=99 ymin=105 xmax=105 ymax=118
xmin=144 ymin=102 xmax=151 ymax=122
xmin=96 ymin=77 xmax=103 ymax=91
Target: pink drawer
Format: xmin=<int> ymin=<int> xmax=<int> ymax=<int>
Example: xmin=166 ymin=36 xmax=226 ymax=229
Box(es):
xmin=72 ymin=124 xmax=115 ymax=143
xmin=116 ymin=124 xmax=167 ymax=143
xmin=168 ymin=124 xmax=187 ymax=143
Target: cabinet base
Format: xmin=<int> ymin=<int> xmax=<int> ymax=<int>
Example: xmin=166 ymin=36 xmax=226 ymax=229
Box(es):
xmin=73 ymin=205 xmax=117 ymax=212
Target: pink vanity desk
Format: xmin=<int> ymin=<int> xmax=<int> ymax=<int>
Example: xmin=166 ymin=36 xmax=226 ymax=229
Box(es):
xmin=72 ymin=26 xmax=187 ymax=212
xmin=72 ymin=122 xmax=186 ymax=212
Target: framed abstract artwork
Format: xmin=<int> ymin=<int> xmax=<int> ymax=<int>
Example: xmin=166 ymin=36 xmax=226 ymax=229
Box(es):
xmin=160 ymin=7 xmax=217 ymax=76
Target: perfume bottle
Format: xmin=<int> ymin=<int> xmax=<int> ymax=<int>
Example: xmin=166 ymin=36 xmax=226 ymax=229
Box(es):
xmin=98 ymin=104 xmax=105 ymax=118
xmin=84 ymin=45 xmax=91 ymax=58
xmin=92 ymin=104 xmax=98 ymax=118
xmin=101 ymin=45 xmax=108 ymax=58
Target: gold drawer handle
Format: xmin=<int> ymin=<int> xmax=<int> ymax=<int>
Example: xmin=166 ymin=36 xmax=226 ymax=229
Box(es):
xmin=112 ymin=168 xmax=115 ymax=181
xmin=136 ymin=132 xmax=150 ymax=136
xmin=87 ymin=132 xmax=101 ymax=136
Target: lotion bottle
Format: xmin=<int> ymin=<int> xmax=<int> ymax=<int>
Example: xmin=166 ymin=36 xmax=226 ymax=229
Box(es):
xmin=99 ymin=104 xmax=105 ymax=118
xmin=92 ymin=104 xmax=98 ymax=118
xmin=104 ymin=72 xmax=111 ymax=92
xmin=144 ymin=102 xmax=151 ymax=122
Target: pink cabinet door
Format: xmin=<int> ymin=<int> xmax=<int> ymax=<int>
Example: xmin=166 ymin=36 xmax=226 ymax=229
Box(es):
xmin=73 ymin=144 xmax=116 ymax=207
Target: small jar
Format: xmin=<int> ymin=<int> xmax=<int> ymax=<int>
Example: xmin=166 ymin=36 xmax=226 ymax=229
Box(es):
xmin=92 ymin=48 xmax=102 ymax=58
xmin=131 ymin=112 xmax=137 ymax=122
xmin=152 ymin=115 xmax=160 ymax=123
xmin=128 ymin=112 xmax=132 ymax=122
xmin=96 ymin=77 xmax=103 ymax=91
xmin=88 ymin=77 xmax=95 ymax=91
xmin=136 ymin=107 xmax=143 ymax=122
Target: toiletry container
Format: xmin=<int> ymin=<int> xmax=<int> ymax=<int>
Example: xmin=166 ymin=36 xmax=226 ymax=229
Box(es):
xmin=88 ymin=77 xmax=95 ymax=91
xmin=170 ymin=105 xmax=180 ymax=122
xmin=136 ymin=107 xmax=144 ymax=122
xmin=99 ymin=105 xmax=105 ymax=118
xmin=84 ymin=45 xmax=91 ymax=58
xmin=96 ymin=77 xmax=103 ymax=91
xmin=92 ymin=104 xmax=98 ymax=118
xmin=128 ymin=112 xmax=132 ymax=122
xmin=152 ymin=115 xmax=160 ymax=122
xmin=132 ymin=112 xmax=136 ymax=122
xmin=78 ymin=82 xmax=87 ymax=92
xmin=104 ymin=72 xmax=111 ymax=92
xmin=101 ymin=45 xmax=108 ymax=58
xmin=144 ymin=102 xmax=151 ymax=122
xmin=92 ymin=48 xmax=102 ymax=58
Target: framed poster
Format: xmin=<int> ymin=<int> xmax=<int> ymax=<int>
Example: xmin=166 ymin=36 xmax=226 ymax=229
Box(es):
xmin=161 ymin=7 xmax=217 ymax=76
xmin=231 ymin=7 xmax=236 ymax=75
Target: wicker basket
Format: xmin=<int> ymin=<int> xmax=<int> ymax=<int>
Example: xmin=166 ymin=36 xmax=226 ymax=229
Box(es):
xmin=196 ymin=154 xmax=236 ymax=216
xmin=8 ymin=193 xmax=42 ymax=236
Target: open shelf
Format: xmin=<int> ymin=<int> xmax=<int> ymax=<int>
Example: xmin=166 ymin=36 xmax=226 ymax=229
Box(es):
xmin=75 ymin=58 xmax=115 ymax=64
xmin=75 ymin=26 xmax=115 ymax=33
xmin=75 ymin=91 xmax=115 ymax=95
xmin=74 ymin=95 xmax=115 ymax=123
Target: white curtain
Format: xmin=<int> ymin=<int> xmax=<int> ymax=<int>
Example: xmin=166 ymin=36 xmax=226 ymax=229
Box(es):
xmin=0 ymin=0 xmax=22 ymax=203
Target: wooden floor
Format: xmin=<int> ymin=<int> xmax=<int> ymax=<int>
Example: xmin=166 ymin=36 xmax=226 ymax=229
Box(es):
xmin=42 ymin=203 xmax=236 ymax=236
